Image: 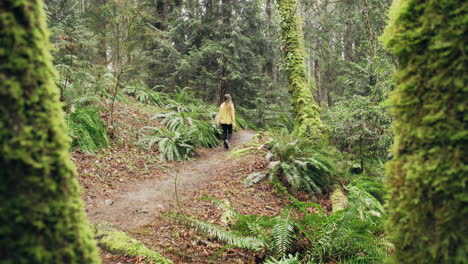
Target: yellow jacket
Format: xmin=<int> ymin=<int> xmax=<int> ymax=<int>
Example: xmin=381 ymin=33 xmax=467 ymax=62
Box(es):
xmin=216 ymin=102 xmax=236 ymax=127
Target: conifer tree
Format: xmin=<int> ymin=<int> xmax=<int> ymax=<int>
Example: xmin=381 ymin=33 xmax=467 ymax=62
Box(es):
xmin=277 ymin=0 xmax=326 ymax=136
xmin=382 ymin=1 xmax=467 ymax=263
xmin=0 ymin=0 xmax=101 ymax=263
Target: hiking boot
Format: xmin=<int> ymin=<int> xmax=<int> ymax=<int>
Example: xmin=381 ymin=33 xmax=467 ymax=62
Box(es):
xmin=224 ymin=140 xmax=229 ymax=150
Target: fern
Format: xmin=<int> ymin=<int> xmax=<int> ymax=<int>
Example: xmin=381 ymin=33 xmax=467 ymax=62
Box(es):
xmin=352 ymin=175 xmax=386 ymax=203
xmin=154 ymin=110 xmax=219 ymax=148
xmin=236 ymin=112 xmax=258 ymax=130
xmin=139 ymin=127 xmax=194 ymax=161
xmin=267 ymin=130 xmax=335 ymax=194
xmin=181 ymin=216 xmax=266 ymax=250
xmin=124 ymin=80 xmax=167 ymax=107
xmin=66 ymin=107 xmax=109 ymax=154
xmin=272 ymin=112 xmax=295 ymax=133
xmin=155 ymin=111 xmax=195 ymax=132
xmin=189 ymin=119 xmax=219 ymax=148
xmin=298 ymin=185 xmax=388 ymax=263
xmin=272 ymin=216 xmax=295 ymax=256
xmin=263 ymin=254 xmax=300 ymax=264
xmin=181 ymin=190 xmax=388 ymax=263
xmin=171 ymin=87 xmax=201 ymax=105
xmin=243 ymin=172 xmax=268 ymax=187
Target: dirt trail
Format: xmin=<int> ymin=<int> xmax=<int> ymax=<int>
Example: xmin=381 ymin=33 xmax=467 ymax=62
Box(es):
xmin=88 ymin=130 xmax=255 ymax=230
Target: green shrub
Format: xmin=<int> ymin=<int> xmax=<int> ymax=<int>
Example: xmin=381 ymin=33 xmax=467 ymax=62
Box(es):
xmin=189 ymin=119 xmax=220 ymax=148
xmin=154 ymin=110 xmax=220 ymax=148
xmin=236 ymin=112 xmax=258 ymax=130
xmin=139 ymin=127 xmax=195 ymax=161
xmin=66 ymin=107 xmax=109 ymax=154
xmin=124 ymin=80 xmax=168 ymax=107
xmin=267 ymin=130 xmax=335 ymax=194
xmin=322 ymin=95 xmax=392 ymax=171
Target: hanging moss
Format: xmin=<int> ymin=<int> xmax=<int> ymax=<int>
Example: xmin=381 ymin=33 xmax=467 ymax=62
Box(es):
xmin=382 ymin=1 xmax=468 ymax=263
xmin=277 ymin=0 xmax=327 ymax=137
xmin=0 ymin=0 xmax=101 ymax=263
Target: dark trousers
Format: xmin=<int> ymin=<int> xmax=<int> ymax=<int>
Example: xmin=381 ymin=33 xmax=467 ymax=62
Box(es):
xmin=221 ymin=124 xmax=233 ymax=141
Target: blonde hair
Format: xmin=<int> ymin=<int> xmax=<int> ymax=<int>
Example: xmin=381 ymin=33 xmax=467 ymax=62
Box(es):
xmin=223 ymin=94 xmax=234 ymax=112
xmin=224 ymin=94 xmax=232 ymax=103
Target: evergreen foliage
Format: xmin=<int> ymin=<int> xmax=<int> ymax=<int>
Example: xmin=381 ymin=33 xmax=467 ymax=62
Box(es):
xmin=0 ymin=0 xmax=100 ymax=262
xmin=145 ymin=0 xmax=289 ymax=127
xmin=323 ymin=95 xmax=392 ymax=172
xmin=382 ymin=1 xmax=468 ymax=263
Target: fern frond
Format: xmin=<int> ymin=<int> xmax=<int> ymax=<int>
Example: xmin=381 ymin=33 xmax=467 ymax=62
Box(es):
xmin=66 ymin=107 xmax=109 ymax=154
xmin=243 ymin=172 xmax=268 ymax=187
xmin=263 ymin=253 xmax=300 ymax=264
xmin=183 ymin=217 xmax=266 ymax=250
xmin=272 ymin=217 xmax=295 ymax=256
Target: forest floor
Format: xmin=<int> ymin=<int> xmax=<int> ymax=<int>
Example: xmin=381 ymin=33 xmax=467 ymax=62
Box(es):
xmin=87 ymin=130 xmax=259 ymax=229
xmin=75 ymin=99 xmax=325 ymax=264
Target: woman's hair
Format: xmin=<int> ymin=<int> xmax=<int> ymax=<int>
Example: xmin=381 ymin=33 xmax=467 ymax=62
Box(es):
xmin=224 ymin=94 xmax=232 ymax=103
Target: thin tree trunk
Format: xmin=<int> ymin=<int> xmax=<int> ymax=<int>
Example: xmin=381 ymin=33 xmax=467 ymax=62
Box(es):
xmin=314 ymin=59 xmax=322 ymax=107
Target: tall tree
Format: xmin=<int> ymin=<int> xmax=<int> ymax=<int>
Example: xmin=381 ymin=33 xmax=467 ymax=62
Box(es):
xmin=277 ymin=0 xmax=325 ymax=135
xmin=383 ymin=0 xmax=468 ymax=263
xmin=0 ymin=0 xmax=101 ymax=263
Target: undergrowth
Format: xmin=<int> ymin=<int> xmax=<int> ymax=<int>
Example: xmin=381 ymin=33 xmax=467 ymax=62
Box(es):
xmin=66 ymin=106 xmax=109 ymax=154
xmin=176 ymin=183 xmax=388 ymax=263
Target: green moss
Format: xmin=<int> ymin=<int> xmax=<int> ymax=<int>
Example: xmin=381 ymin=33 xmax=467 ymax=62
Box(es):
xmin=382 ymin=1 xmax=468 ymax=263
xmin=0 ymin=0 xmax=100 ymax=263
xmin=93 ymin=223 xmax=173 ymax=264
xmin=277 ymin=0 xmax=327 ymax=138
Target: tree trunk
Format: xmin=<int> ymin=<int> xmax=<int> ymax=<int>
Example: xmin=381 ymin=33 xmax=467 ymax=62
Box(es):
xmin=314 ymin=59 xmax=323 ymax=107
xmin=91 ymin=0 xmax=108 ymax=66
xmin=383 ymin=1 xmax=467 ymax=263
xmin=277 ymin=0 xmax=326 ymax=136
xmin=344 ymin=22 xmax=354 ymax=61
xmin=0 ymin=1 xmax=101 ymax=263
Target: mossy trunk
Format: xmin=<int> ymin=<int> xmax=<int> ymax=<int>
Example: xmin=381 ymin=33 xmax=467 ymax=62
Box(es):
xmin=0 ymin=1 xmax=101 ymax=263
xmin=277 ymin=0 xmax=326 ymax=137
xmin=382 ymin=1 xmax=468 ymax=263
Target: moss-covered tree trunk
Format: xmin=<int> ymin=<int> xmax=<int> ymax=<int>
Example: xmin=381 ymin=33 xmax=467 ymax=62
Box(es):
xmin=277 ymin=0 xmax=326 ymax=136
xmin=382 ymin=1 xmax=467 ymax=263
xmin=0 ymin=1 xmax=101 ymax=263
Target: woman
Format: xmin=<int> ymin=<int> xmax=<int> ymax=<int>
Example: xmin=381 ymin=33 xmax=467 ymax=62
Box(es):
xmin=216 ymin=94 xmax=236 ymax=150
